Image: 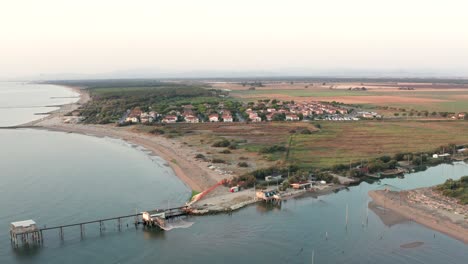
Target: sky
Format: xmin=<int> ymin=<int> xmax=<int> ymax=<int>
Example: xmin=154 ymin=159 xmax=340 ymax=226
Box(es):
xmin=1 ymin=0 xmax=468 ymax=79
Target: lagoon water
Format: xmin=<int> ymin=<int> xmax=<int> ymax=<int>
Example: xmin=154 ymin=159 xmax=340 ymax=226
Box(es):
xmin=0 ymin=82 xmax=467 ymax=263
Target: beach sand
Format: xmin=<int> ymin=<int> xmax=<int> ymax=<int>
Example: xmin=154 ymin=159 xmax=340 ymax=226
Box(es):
xmin=369 ymin=190 xmax=468 ymax=244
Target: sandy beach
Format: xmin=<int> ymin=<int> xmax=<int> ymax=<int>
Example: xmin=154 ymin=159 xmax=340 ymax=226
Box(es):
xmin=369 ymin=190 xmax=468 ymax=244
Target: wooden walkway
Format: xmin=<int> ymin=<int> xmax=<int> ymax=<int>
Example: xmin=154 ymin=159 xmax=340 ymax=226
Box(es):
xmin=11 ymin=205 xmax=189 ymax=247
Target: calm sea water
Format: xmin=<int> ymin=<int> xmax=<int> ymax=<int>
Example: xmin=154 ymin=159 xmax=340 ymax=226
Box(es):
xmin=0 ymin=83 xmax=467 ymax=263
xmin=0 ymin=82 xmax=79 ymax=127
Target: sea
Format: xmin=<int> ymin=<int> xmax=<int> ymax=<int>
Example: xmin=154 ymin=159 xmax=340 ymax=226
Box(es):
xmin=0 ymin=82 xmax=467 ymax=264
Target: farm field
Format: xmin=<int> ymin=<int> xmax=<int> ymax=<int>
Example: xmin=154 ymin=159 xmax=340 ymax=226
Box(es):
xmin=215 ymin=81 xmax=468 ymax=112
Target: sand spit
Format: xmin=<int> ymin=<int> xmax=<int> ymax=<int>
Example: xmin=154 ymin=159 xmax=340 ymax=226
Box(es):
xmin=369 ymin=190 xmax=468 ymax=244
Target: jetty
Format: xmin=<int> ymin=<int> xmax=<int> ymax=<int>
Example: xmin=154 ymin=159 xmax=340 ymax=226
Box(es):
xmin=10 ymin=205 xmax=189 ymax=248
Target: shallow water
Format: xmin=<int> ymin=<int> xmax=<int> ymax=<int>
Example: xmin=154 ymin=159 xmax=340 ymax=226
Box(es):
xmin=0 ymin=82 xmax=78 ymax=126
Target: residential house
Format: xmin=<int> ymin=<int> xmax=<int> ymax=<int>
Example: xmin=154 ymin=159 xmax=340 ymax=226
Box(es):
xmin=184 ymin=115 xmax=199 ymax=123
xmin=249 ymin=112 xmax=262 ymax=122
xmin=209 ymin=114 xmax=219 ymax=122
xmin=162 ymin=115 xmax=177 ymax=123
xmin=140 ymin=112 xmax=154 ymax=124
xmin=285 ymin=114 xmax=299 ymax=121
xmin=222 ymin=112 xmax=233 ymax=122
xmin=125 ymin=108 xmax=142 ymax=123
xmin=266 ymin=113 xmax=275 ymax=121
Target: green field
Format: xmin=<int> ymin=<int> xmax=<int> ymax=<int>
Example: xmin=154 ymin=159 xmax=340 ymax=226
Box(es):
xmin=287 ymin=120 xmax=468 ymax=168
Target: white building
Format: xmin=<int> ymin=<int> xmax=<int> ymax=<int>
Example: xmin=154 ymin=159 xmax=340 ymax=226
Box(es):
xmin=209 ymin=114 xmax=219 ymax=122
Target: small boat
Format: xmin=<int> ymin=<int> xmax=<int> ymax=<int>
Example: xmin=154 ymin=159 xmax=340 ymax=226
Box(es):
xmin=380 ymin=168 xmax=405 ymax=176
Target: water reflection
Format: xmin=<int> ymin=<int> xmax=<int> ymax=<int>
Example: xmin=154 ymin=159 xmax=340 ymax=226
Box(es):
xmin=13 ymin=244 xmax=42 ymax=259
xmin=142 ymin=227 xmax=166 ymax=240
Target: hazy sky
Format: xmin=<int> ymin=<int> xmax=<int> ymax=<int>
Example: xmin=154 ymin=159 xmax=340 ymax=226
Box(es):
xmin=1 ymin=0 xmax=468 ymax=78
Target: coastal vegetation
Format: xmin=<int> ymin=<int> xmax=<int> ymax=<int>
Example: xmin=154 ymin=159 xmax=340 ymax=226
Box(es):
xmin=56 ymin=80 xmax=231 ymax=124
xmin=436 ymin=176 xmax=468 ymax=204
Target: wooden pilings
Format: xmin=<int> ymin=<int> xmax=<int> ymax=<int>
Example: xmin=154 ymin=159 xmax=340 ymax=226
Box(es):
xmin=10 ymin=230 xmax=43 ymax=248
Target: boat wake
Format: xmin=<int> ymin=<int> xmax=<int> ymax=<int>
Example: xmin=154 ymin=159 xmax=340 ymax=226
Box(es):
xmin=160 ymin=219 xmax=194 ymax=231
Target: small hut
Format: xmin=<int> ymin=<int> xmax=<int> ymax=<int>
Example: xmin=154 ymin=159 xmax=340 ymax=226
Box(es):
xmin=10 ymin=220 xmax=42 ymax=247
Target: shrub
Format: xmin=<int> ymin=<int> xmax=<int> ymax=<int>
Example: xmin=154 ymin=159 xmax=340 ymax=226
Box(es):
xmin=300 ymin=129 xmax=312 ymax=134
xmin=379 ymin=155 xmax=391 ymax=163
xmin=212 ymin=139 xmax=230 ymax=147
xmin=149 ymin=128 xmax=165 ymax=135
xmin=228 ymin=144 xmax=238 ymax=150
xmin=393 ymin=153 xmax=405 ymax=161
xmin=220 ymin=149 xmax=231 ymax=154
xmin=195 ymin=154 xmax=205 ymax=159
xmin=212 ymin=158 xmax=225 ymax=163
xmin=259 ymin=145 xmax=287 ymax=154
xmin=238 ymin=162 xmax=249 ymax=167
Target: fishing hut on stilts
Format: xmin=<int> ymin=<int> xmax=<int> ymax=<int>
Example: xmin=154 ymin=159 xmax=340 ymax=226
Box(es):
xmin=10 ymin=220 xmax=42 ymax=248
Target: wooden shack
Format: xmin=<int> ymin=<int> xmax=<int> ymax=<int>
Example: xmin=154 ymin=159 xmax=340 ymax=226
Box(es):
xmin=10 ymin=220 xmax=42 ymax=247
xmin=142 ymin=210 xmax=166 ymax=229
xmin=256 ymin=189 xmax=281 ymax=202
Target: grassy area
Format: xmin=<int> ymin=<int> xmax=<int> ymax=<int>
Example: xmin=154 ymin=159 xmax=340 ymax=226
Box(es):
xmin=137 ymin=120 xmax=468 ymax=175
xmin=135 ymin=122 xmax=317 ymax=175
xmin=288 ymin=120 xmax=468 ymax=168
xmin=436 ymin=176 xmax=468 ymax=204
xmin=190 ymin=190 xmax=201 ymax=199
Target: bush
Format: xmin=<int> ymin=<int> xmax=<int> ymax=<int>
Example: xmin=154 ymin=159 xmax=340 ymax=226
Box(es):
xmin=195 ymin=154 xmax=205 ymax=159
xmin=300 ymin=129 xmax=312 ymax=134
xmin=379 ymin=155 xmax=391 ymax=163
xmin=230 ymin=174 xmax=256 ymax=188
xmin=220 ymin=149 xmax=231 ymax=154
xmin=212 ymin=139 xmax=230 ymax=147
xmin=149 ymin=128 xmax=165 ymax=135
xmin=238 ymin=162 xmax=249 ymax=167
xmin=212 ymin=158 xmax=225 ymax=163
xmin=228 ymin=144 xmax=238 ymax=150
xmin=259 ymin=145 xmax=287 ymax=154
xmin=393 ymin=153 xmax=405 ymax=161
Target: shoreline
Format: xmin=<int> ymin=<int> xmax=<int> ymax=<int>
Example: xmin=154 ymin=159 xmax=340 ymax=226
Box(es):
xmin=22 ymin=87 xmax=219 ymax=193
xmin=369 ymin=190 xmax=468 ymax=244
xmin=20 ymin=85 xmax=90 ymax=127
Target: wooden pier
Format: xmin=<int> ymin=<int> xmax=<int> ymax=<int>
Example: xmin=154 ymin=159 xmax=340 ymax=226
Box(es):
xmin=141 ymin=206 xmax=189 ymax=230
xmin=10 ymin=206 xmax=189 ymax=248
